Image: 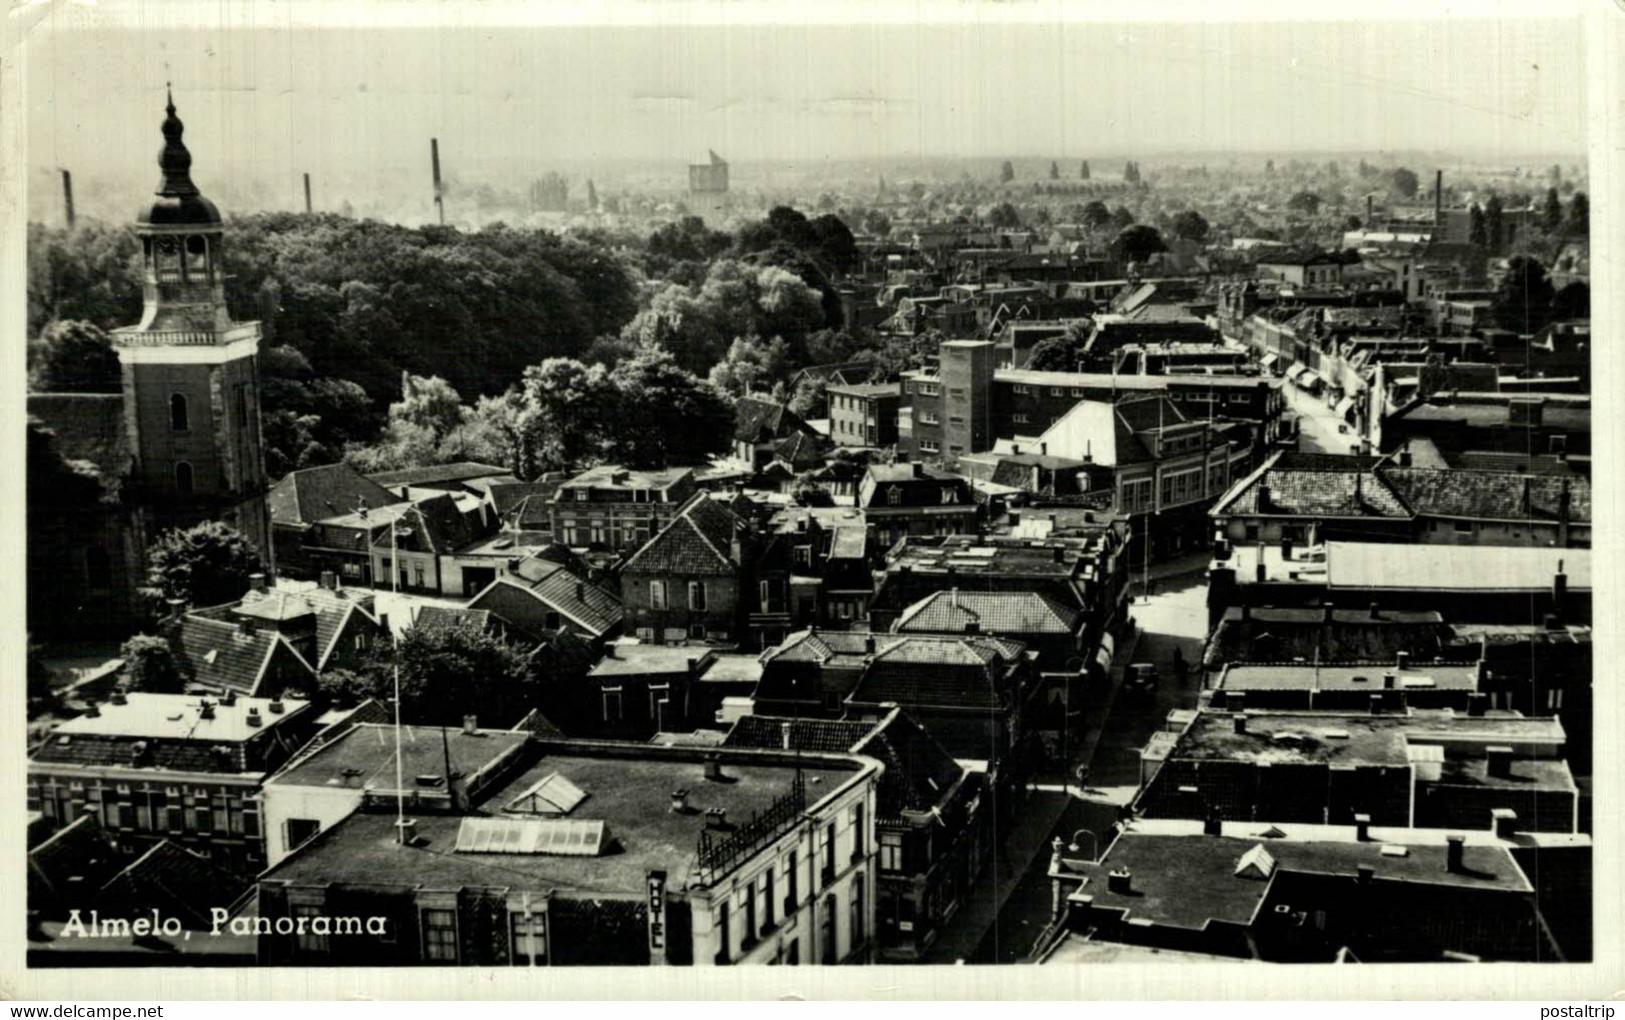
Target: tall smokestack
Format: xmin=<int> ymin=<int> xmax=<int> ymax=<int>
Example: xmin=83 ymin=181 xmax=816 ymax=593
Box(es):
xmin=431 ymin=138 xmax=444 ymax=225
xmin=1366 ymin=194 xmax=1373 ymax=226
xmin=303 ymin=172 xmax=312 ymax=214
xmin=61 ymin=169 xmax=75 ymax=228
xmin=1434 ymin=169 xmax=1443 ymax=227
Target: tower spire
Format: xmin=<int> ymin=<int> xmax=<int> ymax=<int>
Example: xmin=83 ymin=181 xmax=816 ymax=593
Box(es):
xmin=157 ymin=86 xmax=199 ymax=199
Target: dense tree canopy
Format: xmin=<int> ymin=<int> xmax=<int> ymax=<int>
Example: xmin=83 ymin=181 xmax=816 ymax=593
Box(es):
xmin=1111 ymin=224 xmax=1168 ymax=265
xmin=322 ymin=619 xmax=540 ymax=728
xmin=1171 ymin=210 xmax=1209 ymax=243
xmin=1390 ymin=168 xmax=1420 ymax=198
xmin=144 ymin=520 xmax=264 ymax=610
xmin=29 ymin=320 xmax=121 ymax=393
xmin=1492 ymin=256 xmax=1556 ymax=334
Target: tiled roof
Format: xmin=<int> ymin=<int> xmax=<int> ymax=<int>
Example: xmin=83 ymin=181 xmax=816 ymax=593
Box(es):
xmin=774 ymin=430 xmax=824 ymax=468
xmin=413 ymin=606 xmax=493 ymax=636
xmin=894 ymin=590 xmax=1079 ymax=635
xmin=486 ymin=481 xmax=562 ymax=527
xmin=171 ymin=617 xmax=303 ymax=695
xmin=27 ymin=395 xmax=131 ymax=484
xmin=870 ymin=633 xmax=1025 ymax=667
xmin=269 ymin=463 xmax=401 ymax=526
xmin=1220 ymin=468 xmax=1409 ymax=519
xmin=734 ymin=396 xmax=811 ymax=444
xmin=1380 ymin=467 xmax=1588 ymax=524
xmin=474 ymin=558 xmax=624 ymax=638
xmin=763 ymin=629 xmax=892 ymax=666
xmin=858 ymin=465 xmax=974 ymax=510
xmin=98 ymin=840 xmax=251 ymax=928
xmin=847 ymin=663 xmax=1008 ymax=712
xmin=29 ymin=816 xmax=123 ymax=906
xmin=365 ymin=461 xmax=509 ymax=487
xmin=724 ymin=716 xmax=874 ymax=754
xmin=621 ymin=492 xmax=744 ymax=576
xmin=386 ymin=492 xmax=481 ymax=555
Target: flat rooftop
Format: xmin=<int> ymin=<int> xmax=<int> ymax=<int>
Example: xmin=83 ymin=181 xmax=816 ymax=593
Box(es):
xmin=266 ymin=723 xmax=530 ymax=793
xmin=1177 ymin=710 xmax=1566 ymax=767
xmin=1219 ymin=542 xmax=1590 ymax=593
xmin=265 ymin=744 xmax=858 ymax=894
xmin=46 ymin=693 xmax=310 ymax=744
xmin=589 ymin=644 xmax=712 ymax=678
xmin=1064 ymin=819 xmax=1540 ymax=931
xmin=1218 ymin=663 xmax=1480 ymax=693
xmin=997 ymin=369 xmax=1262 ymax=390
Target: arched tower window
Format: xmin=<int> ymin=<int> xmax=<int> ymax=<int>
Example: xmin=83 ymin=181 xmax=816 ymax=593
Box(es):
xmin=175 ymin=461 xmax=194 ymax=495
xmin=170 ymin=394 xmax=189 ymax=432
xmin=184 ymin=234 xmax=209 ymax=280
xmin=154 ymin=236 xmax=182 ymax=283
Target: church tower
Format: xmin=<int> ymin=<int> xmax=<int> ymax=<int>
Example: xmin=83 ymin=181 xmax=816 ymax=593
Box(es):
xmin=111 ymin=89 xmax=270 ymax=558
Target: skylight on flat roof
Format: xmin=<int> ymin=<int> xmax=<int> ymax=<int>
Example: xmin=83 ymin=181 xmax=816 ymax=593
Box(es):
xmin=454 ymin=817 xmax=606 ymax=856
xmin=503 ymin=772 xmax=588 ymax=816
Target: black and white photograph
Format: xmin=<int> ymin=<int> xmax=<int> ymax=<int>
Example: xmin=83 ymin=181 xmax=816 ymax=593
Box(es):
xmin=7 ymin=0 xmax=1619 ymax=999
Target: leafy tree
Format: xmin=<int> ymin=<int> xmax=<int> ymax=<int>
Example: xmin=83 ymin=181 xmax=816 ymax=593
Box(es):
xmin=1484 ymin=194 xmax=1505 ymax=252
xmin=332 ymin=619 xmax=539 ymax=727
xmin=1171 ymin=210 xmax=1209 ymax=243
xmin=29 ymin=320 xmax=121 ymax=393
xmin=805 ymin=328 xmax=858 ymax=366
xmin=988 ymin=202 xmax=1022 ymax=229
xmin=1287 ymin=191 xmax=1323 ymax=216
xmin=862 ymin=208 xmax=892 ymax=237
xmin=1110 ymin=206 xmax=1135 ymax=230
xmin=1343 ymin=216 xmax=1363 ymax=231
xmin=708 ymin=334 xmax=793 ymax=398
xmin=1567 ymin=191 xmax=1589 ymax=234
xmin=1468 ymin=204 xmax=1488 ymax=247
xmin=120 ymin=634 xmax=186 ymax=694
xmin=1390 ymin=167 xmax=1420 ymax=198
xmin=603 ymin=345 xmax=734 ymax=468
xmin=1551 ymin=280 xmax=1590 ymax=321
xmin=391 ymin=373 xmax=467 ymax=437
xmin=1080 ymin=201 xmax=1112 ymax=229
xmin=1079 ymin=160 xmax=1091 ymax=181
xmin=26 ymin=221 xmax=142 ymax=337
xmin=999 ymin=161 xmax=1015 ymax=183
xmin=1111 ymin=224 xmax=1167 ymax=265
xmin=1492 ymin=255 xmax=1556 ymax=334
xmin=1542 ymin=187 xmax=1564 ymax=232
xmin=144 ymin=520 xmax=264 ymax=609
xmin=646 ymin=215 xmax=733 ymax=275
xmin=1026 ymin=325 xmax=1091 ymax=372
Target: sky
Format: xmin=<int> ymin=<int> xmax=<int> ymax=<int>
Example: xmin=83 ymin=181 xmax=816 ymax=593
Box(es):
xmin=20 ymin=1 xmax=1588 ymax=219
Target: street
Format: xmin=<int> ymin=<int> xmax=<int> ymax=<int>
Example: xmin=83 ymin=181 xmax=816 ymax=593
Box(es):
xmin=1280 ymin=379 xmax=1359 ymax=455
xmin=958 ymin=554 xmax=1215 ymax=964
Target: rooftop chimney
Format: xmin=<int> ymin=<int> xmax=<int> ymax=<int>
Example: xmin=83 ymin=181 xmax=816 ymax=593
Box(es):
xmin=83 ymin=698 xmax=99 ymax=719
xmin=863 ymin=635 xmax=877 ymax=655
xmin=1396 ymin=651 xmax=1410 ymax=671
xmin=1383 ymin=672 xmax=1397 ymax=690
xmin=1232 ymin=713 xmax=1248 ymax=735
xmin=1107 ymin=868 xmax=1133 ymax=894
xmin=1240 ymin=603 xmax=1251 ymax=620
xmin=1491 ymin=808 xmax=1518 ymax=840
xmin=198 ymin=699 xmax=215 ymax=721
xmin=246 ymin=707 xmax=263 ymax=728
xmin=1366 ymin=194 xmax=1374 ymax=224
xmin=1434 ymin=169 xmax=1443 ymax=226
xmin=1466 ymin=692 xmax=1488 ymax=717
xmin=221 ymin=689 xmax=237 ymax=707
xmin=1485 ymin=745 xmax=1515 ymax=779
xmin=671 ymin=788 xmax=691 ymax=814
xmin=1356 ymin=864 xmax=1375 ymax=886
xmin=507 ymin=557 xmax=523 ymax=573
xmin=1051 ymin=546 xmax=1064 ymax=564
xmin=1445 ymin=834 xmax=1466 ymax=873
xmin=1552 ymin=562 xmax=1568 ymax=613
xmin=463 ymin=714 xmax=478 ymax=735
xmin=250 ymin=572 xmax=267 ymax=592
xmin=1369 ymin=692 xmax=1384 ymax=715
xmin=1354 ymin=813 xmax=1371 ymax=842
xmin=705 ymin=807 xmax=729 ymax=829
xmin=269 ymin=699 xmax=285 ymax=715
xmin=1203 ymin=813 xmax=1222 ymax=837
xmin=703 ymin=754 xmax=727 ymax=782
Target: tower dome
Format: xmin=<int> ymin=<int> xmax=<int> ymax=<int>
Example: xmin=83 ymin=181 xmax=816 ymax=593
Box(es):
xmin=137 ymin=87 xmax=221 ymax=227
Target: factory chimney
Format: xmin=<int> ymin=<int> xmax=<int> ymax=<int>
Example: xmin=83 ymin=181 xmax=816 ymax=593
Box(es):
xmin=61 ymin=169 xmax=75 ymax=228
xmin=431 ymin=138 xmax=445 ymax=225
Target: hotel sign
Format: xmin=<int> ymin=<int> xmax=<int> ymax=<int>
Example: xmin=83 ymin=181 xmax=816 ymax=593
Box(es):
xmin=647 ymin=870 xmax=667 ymax=962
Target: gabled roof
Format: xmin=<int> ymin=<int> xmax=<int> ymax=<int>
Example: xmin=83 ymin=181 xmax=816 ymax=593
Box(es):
xmin=27 ymin=395 xmax=131 ymax=484
xmin=222 ymin=585 xmax=382 ymax=672
xmin=1380 ymin=467 xmax=1588 ymax=524
xmin=269 ymin=463 xmax=400 ymax=526
xmin=413 ymin=606 xmax=493 ymax=637
xmin=468 ymin=558 xmax=624 ymax=638
xmin=894 ymin=590 xmax=1080 ymax=636
xmin=621 ymin=492 xmax=745 ymax=576
xmin=734 ymin=396 xmax=813 ymax=444
xmin=374 ymin=492 xmax=480 ymax=555
xmin=98 ymin=840 xmax=251 ymax=929
xmin=365 ymin=461 xmax=509 ymax=488
xmin=486 ymin=481 xmax=563 ymax=527
xmin=29 ymin=816 xmax=122 ymax=908
xmin=170 ymin=616 xmax=315 ymax=696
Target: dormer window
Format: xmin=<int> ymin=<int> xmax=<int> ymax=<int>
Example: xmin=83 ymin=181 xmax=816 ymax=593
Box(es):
xmin=940 ymin=487 xmax=956 ymax=504
xmin=887 ymin=488 xmax=902 ymax=506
